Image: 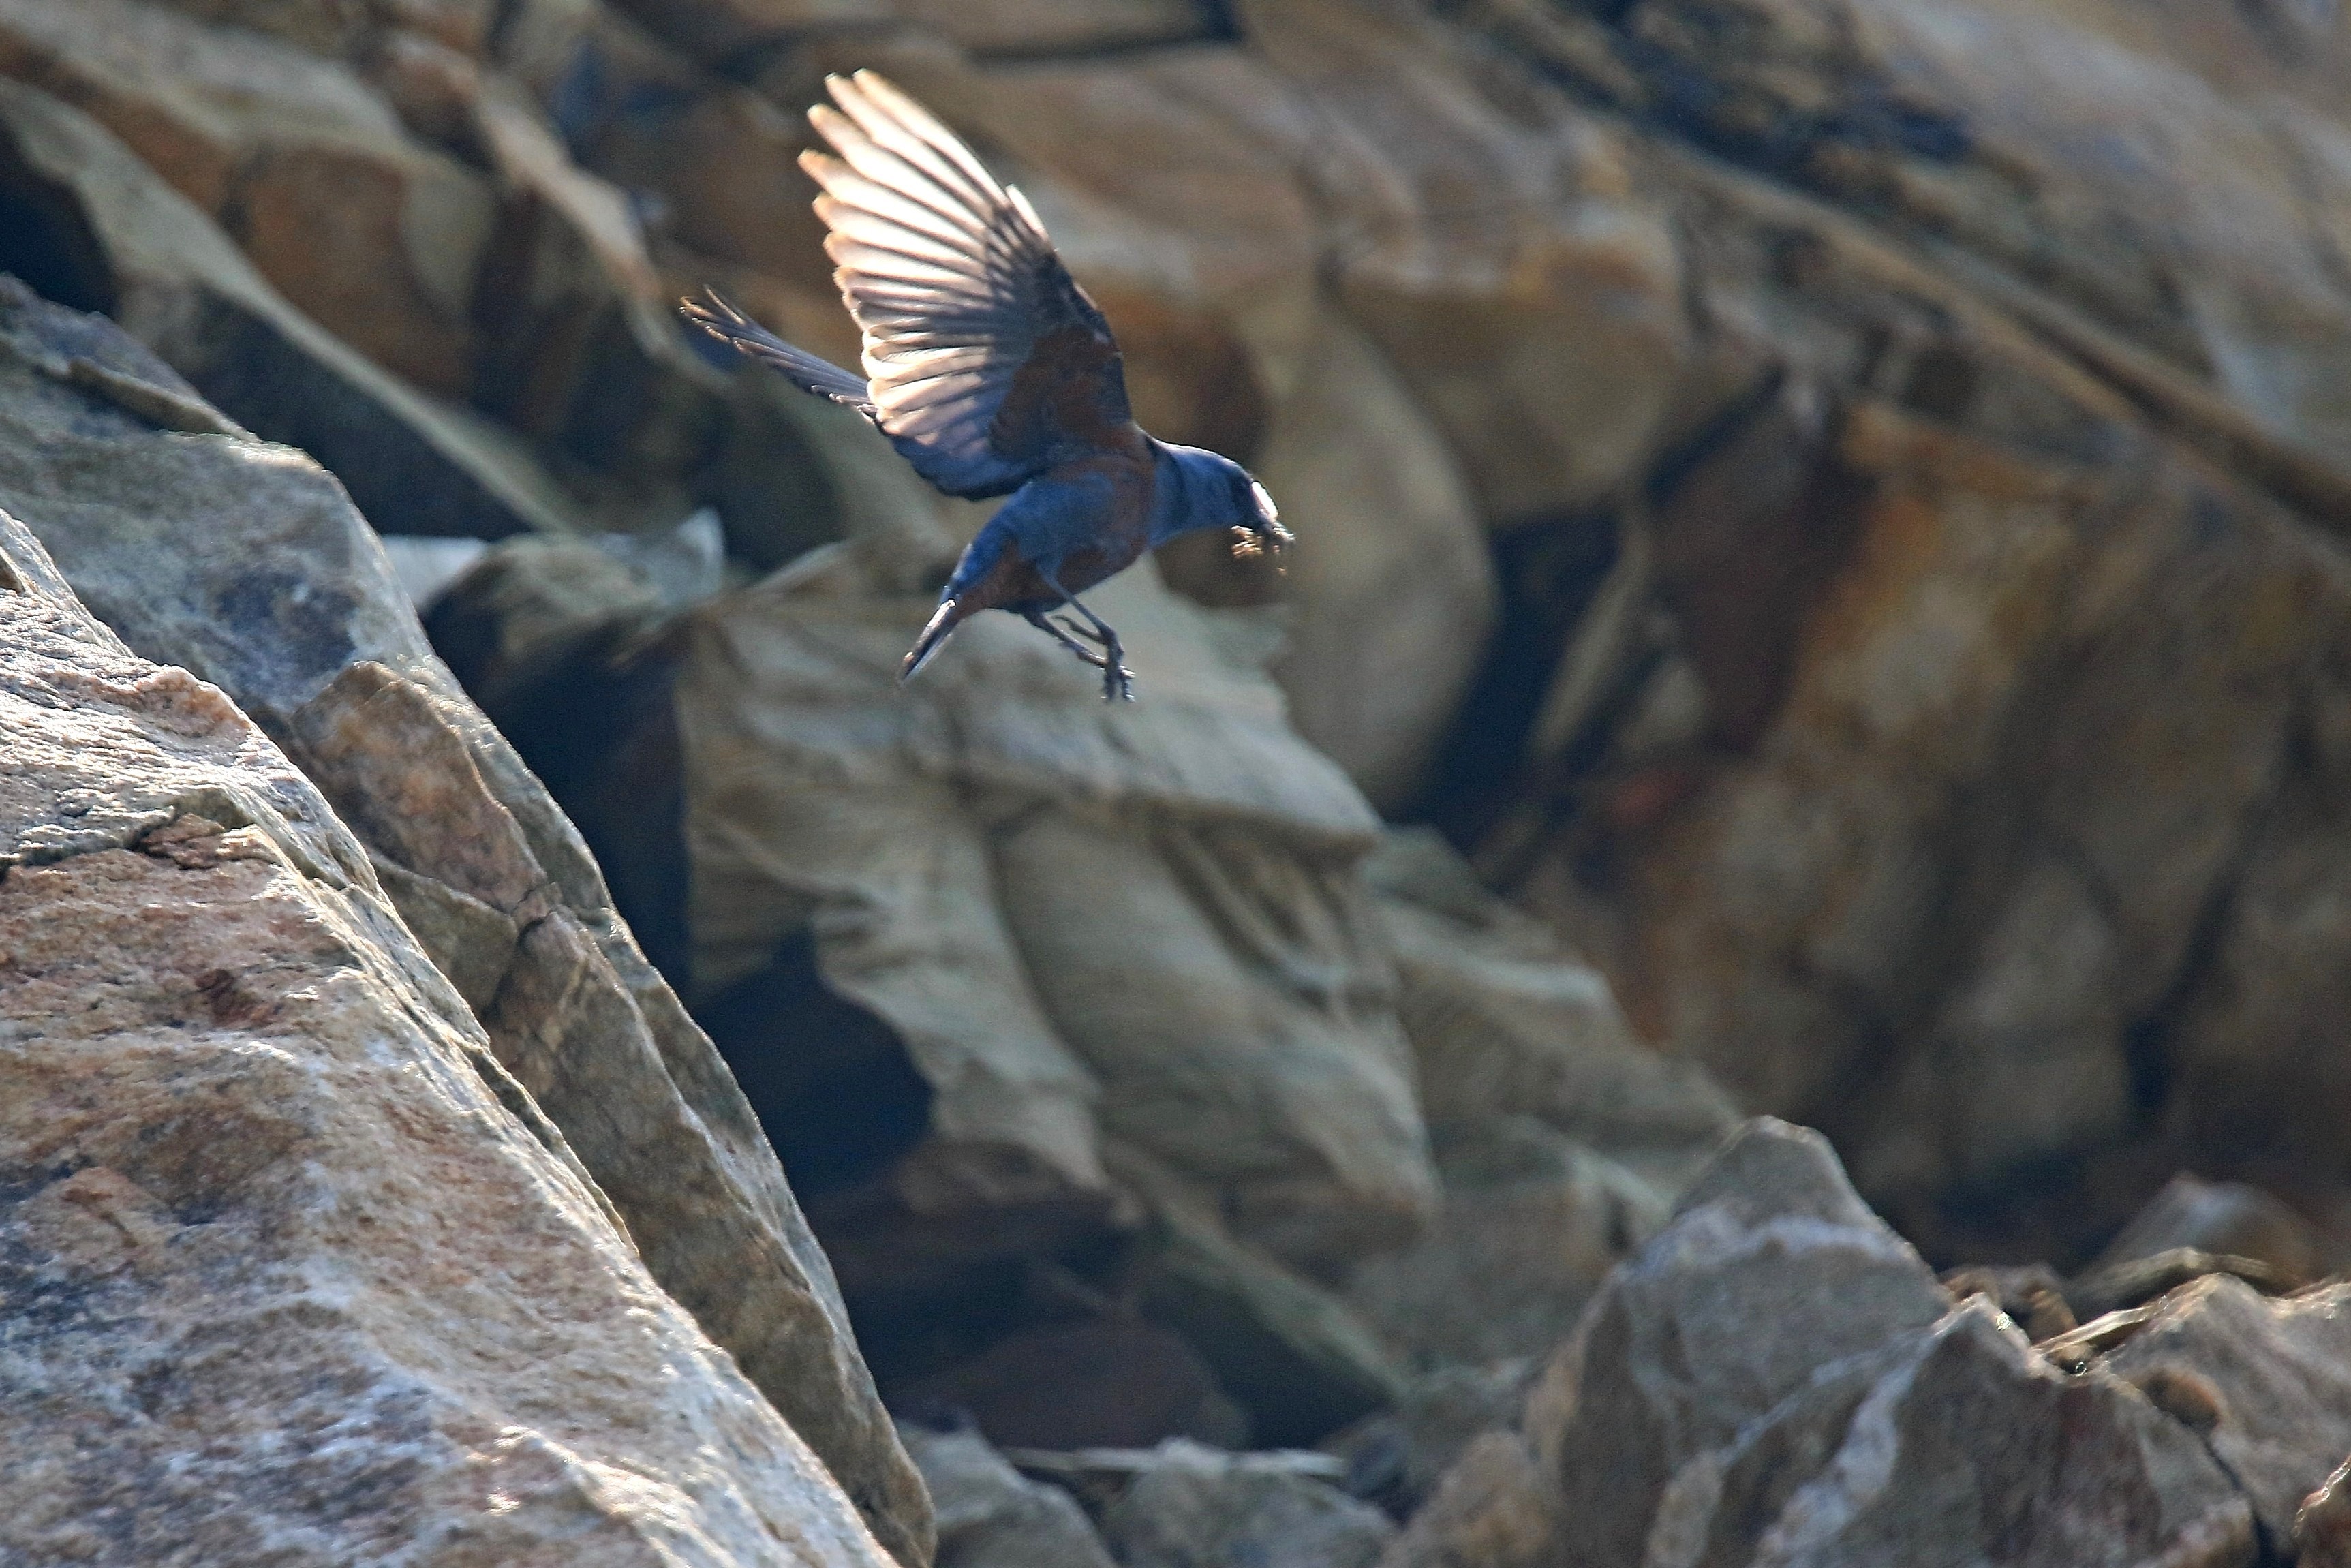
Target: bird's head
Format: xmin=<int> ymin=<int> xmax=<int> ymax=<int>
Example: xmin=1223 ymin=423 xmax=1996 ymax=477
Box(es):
xmin=1162 ymin=444 xmax=1292 ymax=563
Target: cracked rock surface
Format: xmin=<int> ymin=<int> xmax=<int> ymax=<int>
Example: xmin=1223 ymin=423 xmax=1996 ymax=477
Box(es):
xmin=0 ymin=511 xmax=894 ymax=1567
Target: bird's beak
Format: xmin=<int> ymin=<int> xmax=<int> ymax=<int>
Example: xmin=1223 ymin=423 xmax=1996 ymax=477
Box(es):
xmin=1233 ymin=480 xmax=1291 ymax=563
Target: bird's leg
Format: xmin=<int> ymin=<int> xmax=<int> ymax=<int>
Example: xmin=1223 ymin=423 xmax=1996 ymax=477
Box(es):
xmin=1021 ymin=609 xmax=1116 ymax=673
xmin=1037 ymin=575 xmax=1133 ymax=701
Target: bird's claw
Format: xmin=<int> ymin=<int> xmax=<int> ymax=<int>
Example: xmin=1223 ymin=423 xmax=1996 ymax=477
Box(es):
xmin=1051 ymin=615 xmax=1131 ymax=699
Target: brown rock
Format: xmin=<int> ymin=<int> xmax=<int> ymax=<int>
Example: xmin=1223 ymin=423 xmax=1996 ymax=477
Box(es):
xmin=1377 ymin=1431 xmax=1561 ymax=1568
xmin=964 ymin=50 xmax=1321 ymax=401
xmin=461 ymin=74 xmax=860 ymax=558
xmin=596 ymin=0 xmax=894 ymax=72
xmin=1520 ymin=352 xmax=2351 ymax=1259
xmin=0 ymin=0 xmax=494 ymax=393
xmin=491 ymin=0 xmax=827 ymax=290
xmin=1442 ymin=0 xmax=2351 ymax=1269
xmin=1234 ymin=0 xmax=1691 ymax=523
xmin=892 ymin=0 xmax=1214 ymax=55
xmin=1588 ymin=0 xmax=2351 ymax=455
xmin=2297 ymin=1456 xmax=2351 ymax=1568
xmin=0 ymin=286 xmax=934 ymax=1567
xmin=0 ymin=78 xmax=574 ymax=540
xmin=362 ymin=27 xmax=487 ymax=151
xmin=1252 ymin=309 xmax=1496 ymax=813
xmin=1940 ymin=1263 xmax=2078 ymax=1342
xmin=137 ymin=0 xmax=374 ymax=57
xmin=0 ymin=510 xmax=895 ymax=1566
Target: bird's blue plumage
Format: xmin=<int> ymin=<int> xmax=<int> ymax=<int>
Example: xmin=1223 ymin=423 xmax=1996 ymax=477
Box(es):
xmin=683 ymin=70 xmax=1289 ymax=699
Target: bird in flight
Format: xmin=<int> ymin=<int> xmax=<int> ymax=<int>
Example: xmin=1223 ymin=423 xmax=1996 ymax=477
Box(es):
xmin=683 ymin=70 xmax=1289 ymax=701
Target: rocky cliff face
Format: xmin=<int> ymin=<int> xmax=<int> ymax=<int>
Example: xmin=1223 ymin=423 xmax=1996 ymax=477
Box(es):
xmin=0 ymin=493 xmax=897 ymax=1562
xmin=7 ymin=0 xmax=2351 ymax=1562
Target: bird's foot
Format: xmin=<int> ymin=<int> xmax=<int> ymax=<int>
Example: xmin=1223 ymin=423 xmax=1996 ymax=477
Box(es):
xmin=1025 ymin=609 xmax=1135 ymax=698
xmin=1056 ymin=617 xmax=1133 ymax=701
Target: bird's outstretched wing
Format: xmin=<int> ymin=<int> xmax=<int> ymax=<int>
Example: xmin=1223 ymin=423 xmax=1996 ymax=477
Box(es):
xmin=801 ymin=70 xmax=1133 ymax=500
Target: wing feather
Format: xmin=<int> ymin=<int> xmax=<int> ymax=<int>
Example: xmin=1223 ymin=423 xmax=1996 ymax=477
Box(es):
xmin=680 ymin=71 xmax=1133 ymax=501
xmin=805 ymin=70 xmax=1131 ymax=498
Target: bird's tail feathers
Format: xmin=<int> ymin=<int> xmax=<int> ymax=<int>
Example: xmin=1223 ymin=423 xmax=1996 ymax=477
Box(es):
xmin=679 ymin=290 xmax=877 ymax=416
xmin=900 ymin=598 xmax=962 ymax=683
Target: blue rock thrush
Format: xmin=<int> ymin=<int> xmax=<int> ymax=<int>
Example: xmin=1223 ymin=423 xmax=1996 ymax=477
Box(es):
xmin=683 ymin=70 xmax=1290 ymax=701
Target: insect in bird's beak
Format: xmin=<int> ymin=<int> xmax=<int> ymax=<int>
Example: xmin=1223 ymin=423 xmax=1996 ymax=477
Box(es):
xmin=1230 ymin=480 xmax=1292 ymax=568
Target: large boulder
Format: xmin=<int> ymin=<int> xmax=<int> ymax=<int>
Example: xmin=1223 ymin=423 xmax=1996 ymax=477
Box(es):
xmin=1338 ymin=829 xmax=1734 ymax=1366
xmin=0 ymin=508 xmax=893 ymax=1565
xmin=1232 ymin=0 xmax=1692 ymax=525
xmin=1628 ymin=1299 xmax=2254 ymax=1568
xmin=1533 ymin=1119 xmax=1957 ymax=1563
xmin=0 ymin=281 xmax=933 ymax=1567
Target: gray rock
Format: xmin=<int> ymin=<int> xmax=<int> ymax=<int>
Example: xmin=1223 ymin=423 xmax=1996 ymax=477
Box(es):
xmin=1104 ymin=1439 xmax=1398 ymax=1568
xmin=1324 ymin=1362 xmax=1535 ymax=1518
xmin=2104 ymin=1276 xmax=2351 ymax=1546
xmin=1652 ymin=1300 xmax=2254 ymax=1568
xmin=897 ymin=1424 xmax=1115 ymax=1568
xmin=1364 ymin=827 xmax=1737 ymax=1173
xmin=1342 ymin=1117 xmax=1670 ymax=1368
xmin=2089 ymin=1174 xmax=2326 ymax=1282
xmin=1534 ymin=1119 xmax=1954 ymax=1567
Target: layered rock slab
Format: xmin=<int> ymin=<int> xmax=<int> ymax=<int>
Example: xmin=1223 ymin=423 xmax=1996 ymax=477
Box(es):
xmin=0 ymin=511 xmax=891 ymax=1565
xmin=0 ymin=75 xmax=572 ymax=541
xmin=675 ymin=537 xmax=1436 ymax=1279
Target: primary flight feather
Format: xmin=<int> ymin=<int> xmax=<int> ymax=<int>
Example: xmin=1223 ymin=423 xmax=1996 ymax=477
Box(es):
xmin=683 ymin=70 xmax=1289 ymax=700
